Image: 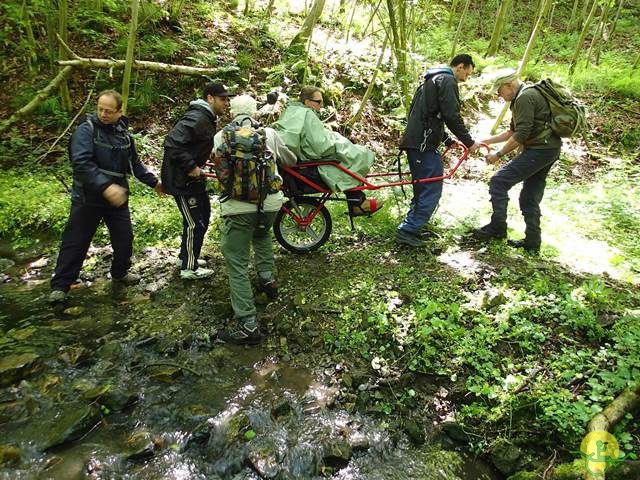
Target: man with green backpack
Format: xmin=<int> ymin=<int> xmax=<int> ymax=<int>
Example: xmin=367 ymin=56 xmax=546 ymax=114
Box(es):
xmin=473 ymin=69 xmax=586 ymax=253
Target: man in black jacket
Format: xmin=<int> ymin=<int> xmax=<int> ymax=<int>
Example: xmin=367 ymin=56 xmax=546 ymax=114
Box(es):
xmin=49 ymin=90 xmax=163 ymax=303
xmin=162 ymin=82 xmax=232 ymax=279
xmin=396 ymin=54 xmax=480 ymax=247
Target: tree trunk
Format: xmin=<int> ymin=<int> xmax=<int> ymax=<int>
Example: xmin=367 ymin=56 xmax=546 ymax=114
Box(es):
xmin=265 ymin=0 xmax=276 ymax=17
xmin=448 ymin=0 xmax=460 ymax=28
xmin=386 ymin=0 xmax=410 ymax=110
xmin=121 ymin=0 xmax=140 ymax=115
xmin=582 ymin=385 xmax=640 ymax=480
xmin=0 ymin=66 xmax=75 ymax=134
xmin=633 ymin=51 xmax=640 ymax=71
xmin=58 ymin=0 xmax=73 ymax=112
xmin=569 ymin=0 xmax=581 ymax=29
xmin=491 ymin=0 xmax=552 ymax=134
xmin=449 ymin=0 xmax=471 ymax=60
xmin=587 ymin=0 xmax=611 ymax=65
xmin=485 ymin=0 xmax=511 ymax=57
xmin=288 ymin=0 xmax=326 ymax=52
xmin=20 ymin=0 xmax=38 ymax=70
xmin=46 ymin=8 xmax=58 ymax=68
xmin=346 ymin=34 xmax=389 ymax=127
xmin=536 ymin=0 xmax=555 ymax=63
xmin=344 ymin=0 xmax=358 ymax=43
xmin=243 ymin=0 xmax=252 ymax=16
xmin=597 ymin=0 xmax=624 ymax=64
xmin=569 ymin=0 xmax=599 ymax=76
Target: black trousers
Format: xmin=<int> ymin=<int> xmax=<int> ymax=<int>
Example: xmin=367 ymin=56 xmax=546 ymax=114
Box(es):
xmin=489 ymin=147 xmax=561 ymax=245
xmin=174 ymin=192 xmax=210 ymax=270
xmin=51 ymin=202 xmax=133 ymax=292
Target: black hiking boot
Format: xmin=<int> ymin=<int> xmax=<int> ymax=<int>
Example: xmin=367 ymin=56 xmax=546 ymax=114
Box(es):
xmin=507 ymin=238 xmax=540 ymax=253
xmin=471 ymin=223 xmax=507 ymax=241
xmin=218 ymin=316 xmax=263 ymax=345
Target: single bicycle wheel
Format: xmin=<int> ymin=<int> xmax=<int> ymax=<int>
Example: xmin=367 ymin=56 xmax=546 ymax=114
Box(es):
xmin=273 ymin=197 xmax=332 ymax=253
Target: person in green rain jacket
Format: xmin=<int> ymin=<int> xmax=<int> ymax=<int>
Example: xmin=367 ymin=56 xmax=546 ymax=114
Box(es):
xmin=272 ymin=86 xmax=383 ymax=216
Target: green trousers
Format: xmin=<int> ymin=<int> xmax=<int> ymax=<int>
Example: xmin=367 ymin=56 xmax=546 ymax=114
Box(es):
xmin=220 ymin=211 xmax=277 ymax=319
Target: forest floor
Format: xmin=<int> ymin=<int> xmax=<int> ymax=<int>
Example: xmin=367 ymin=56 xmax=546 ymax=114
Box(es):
xmin=1 ymin=3 xmax=640 ymax=478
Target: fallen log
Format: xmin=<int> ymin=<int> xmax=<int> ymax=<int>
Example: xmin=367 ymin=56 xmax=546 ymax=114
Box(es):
xmin=0 ymin=66 xmax=75 ymax=134
xmin=58 ymin=57 xmax=239 ymax=76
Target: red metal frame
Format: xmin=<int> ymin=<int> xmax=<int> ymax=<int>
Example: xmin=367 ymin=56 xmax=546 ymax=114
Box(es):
xmin=277 ymin=142 xmax=470 ymax=194
xmin=204 ymin=143 xmax=473 ymax=233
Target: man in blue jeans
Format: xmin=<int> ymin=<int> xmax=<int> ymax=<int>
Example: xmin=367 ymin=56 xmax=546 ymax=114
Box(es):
xmin=397 ymin=54 xmax=480 ymax=247
xmin=474 ymin=70 xmax=562 ymax=253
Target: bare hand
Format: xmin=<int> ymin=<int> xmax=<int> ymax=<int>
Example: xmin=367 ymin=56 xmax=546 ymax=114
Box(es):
xmin=103 ymin=184 xmax=128 ymax=207
xmin=188 ymin=166 xmax=201 ymax=178
xmin=485 ymin=152 xmax=500 ymax=165
xmin=154 ymin=182 xmax=165 ymax=196
xmin=468 ymin=142 xmax=480 ymax=154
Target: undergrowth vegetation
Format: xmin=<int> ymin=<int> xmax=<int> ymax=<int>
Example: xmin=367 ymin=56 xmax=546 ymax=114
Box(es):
xmin=1 ymin=0 xmax=639 ymax=473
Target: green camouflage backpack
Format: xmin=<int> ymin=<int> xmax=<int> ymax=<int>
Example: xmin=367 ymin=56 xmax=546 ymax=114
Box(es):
xmin=528 ymin=79 xmax=588 ymax=138
xmin=213 ymin=119 xmax=282 ymax=217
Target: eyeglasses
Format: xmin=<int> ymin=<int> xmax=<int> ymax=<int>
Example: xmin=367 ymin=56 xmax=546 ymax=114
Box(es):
xmin=308 ymin=98 xmax=324 ymax=105
xmin=98 ymin=108 xmax=119 ymax=115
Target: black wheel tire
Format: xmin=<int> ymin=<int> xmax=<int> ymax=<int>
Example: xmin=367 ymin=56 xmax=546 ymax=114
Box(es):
xmin=273 ymin=198 xmax=333 ymax=253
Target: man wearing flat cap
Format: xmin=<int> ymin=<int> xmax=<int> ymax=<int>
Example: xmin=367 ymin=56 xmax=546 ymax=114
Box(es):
xmin=473 ymin=69 xmax=562 ymax=253
xmin=162 ymin=82 xmax=232 ymax=279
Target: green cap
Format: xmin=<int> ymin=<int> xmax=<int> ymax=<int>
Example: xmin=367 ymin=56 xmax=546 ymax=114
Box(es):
xmin=491 ymin=69 xmax=518 ymax=94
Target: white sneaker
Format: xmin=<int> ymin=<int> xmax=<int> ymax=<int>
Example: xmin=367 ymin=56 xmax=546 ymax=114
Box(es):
xmin=180 ymin=268 xmax=214 ymax=280
xmin=175 ymin=258 xmax=207 ymax=268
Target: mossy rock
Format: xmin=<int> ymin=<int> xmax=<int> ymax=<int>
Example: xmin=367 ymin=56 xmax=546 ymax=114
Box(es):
xmin=0 ymin=444 xmax=21 ymax=467
xmin=551 ymin=460 xmax=584 ymax=479
xmin=44 ymin=403 xmax=101 ymax=450
xmin=507 ymin=471 xmax=539 ymax=480
xmin=0 ymin=352 xmax=42 ymax=387
xmin=490 ymin=438 xmax=524 ymax=476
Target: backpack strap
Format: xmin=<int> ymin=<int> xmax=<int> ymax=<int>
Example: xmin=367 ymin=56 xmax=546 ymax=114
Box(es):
xmin=84 ymin=117 xmax=131 ymax=178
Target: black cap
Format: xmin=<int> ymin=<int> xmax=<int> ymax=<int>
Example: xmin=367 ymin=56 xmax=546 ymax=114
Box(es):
xmin=204 ymin=82 xmax=234 ymax=98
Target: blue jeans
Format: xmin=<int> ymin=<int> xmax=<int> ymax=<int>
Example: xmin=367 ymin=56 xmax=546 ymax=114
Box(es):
xmin=489 ymin=147 xmax=561 ymax=244
xmin=398 ymin=149 xmax=443 ymax=234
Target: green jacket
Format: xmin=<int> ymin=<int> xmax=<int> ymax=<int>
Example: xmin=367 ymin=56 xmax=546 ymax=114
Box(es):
xmin=272 ymin=102 xmax=374 ymax=192
xmin=510 ymin=84 xmax=562 ymax=150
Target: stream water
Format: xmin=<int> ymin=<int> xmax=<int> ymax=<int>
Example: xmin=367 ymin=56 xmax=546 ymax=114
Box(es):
xmin=0 ymin=241 xmax=500 ymax=479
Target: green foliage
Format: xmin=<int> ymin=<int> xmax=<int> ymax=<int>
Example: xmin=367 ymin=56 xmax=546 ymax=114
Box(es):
xmin=0 ymin=169 xmax=70 ymax=245
xmin=0 ymin=168 xmax=181 ymax=248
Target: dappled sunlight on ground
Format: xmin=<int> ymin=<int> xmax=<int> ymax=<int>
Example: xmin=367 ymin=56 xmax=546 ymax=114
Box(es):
xmin=431 ymin=178 xmax=638 ymax=285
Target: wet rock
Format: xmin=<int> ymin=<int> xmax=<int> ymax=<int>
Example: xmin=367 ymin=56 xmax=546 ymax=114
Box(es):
xmin=63 ymin=306 xmax=85 ymax=316
xmin=0 ymin=352 xmax=42 ymax=387
xmin=247 ymin=438 xmax=280 ymax=478
xmin=271 ymin=399 xmax=292 ymax=419
xmin=0 ymin=258 xmax=15 ymax=272
xmin=0 ymin=444 xmax=21 ymax=467
xmin=125 ymin=429 xmax=155 ymax=461
xmin=226 ymin=412 xmax=252 ymax=443
xmin=9 ymin=326 xmax=37 ymax=340
xmin=490 ymin=438 xmax=524 ymax=476
xmin=45 ymin=403 xmax=102 ymax=450
xmin=148 ymin=365 xmax=183 ymax=382
xmin=58 ymin=345 xmax=91 ymax=366
xmin=101 ymin=387 xmax=137 ymax=412
xmin=402 ymin=418 xmax=425 ymax=446
xmin=440 ymin=420 xmax=470 ymax=443
xmin=96 ymin=340 xmax=123 ymax=361
xmin=186 ymin=422 xmax=210 ymax=448
xmin=322 ymin=439 xmax=352 ymax=470
xmin=81 ymin=384 xmax=136 ymax=412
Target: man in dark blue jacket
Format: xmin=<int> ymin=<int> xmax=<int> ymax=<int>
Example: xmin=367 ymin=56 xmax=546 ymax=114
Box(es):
xmin=49 ymin=90 xmax=162 ymax=303
xmin=162 ymin=82 xmax=232 ymax=279
xmin=396 ymin=54 xmax=480 ymax=247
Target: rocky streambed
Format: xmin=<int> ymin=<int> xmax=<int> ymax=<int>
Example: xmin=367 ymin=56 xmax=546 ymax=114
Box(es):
xmin=0 ymin=241 xmax=499 ymax=479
